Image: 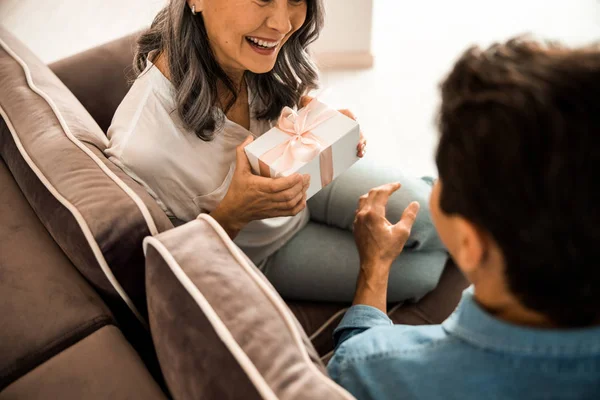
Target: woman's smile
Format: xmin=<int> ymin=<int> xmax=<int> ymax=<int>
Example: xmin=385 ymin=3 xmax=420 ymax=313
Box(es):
xmin=245 ymin=35 xmax=281 ymax=56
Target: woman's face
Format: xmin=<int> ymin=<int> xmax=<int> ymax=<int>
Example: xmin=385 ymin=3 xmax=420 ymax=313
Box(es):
xmin=193 ymin=0 xmax=308 ymax=76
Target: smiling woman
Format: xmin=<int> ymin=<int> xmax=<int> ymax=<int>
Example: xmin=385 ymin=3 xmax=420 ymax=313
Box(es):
xmin=132 ymin=0 xmax=321 ymax=140
xmin=202 ymin=0 xmax=307 ymax=72
xmin=104 ymin=0 xmax=448 ymax=304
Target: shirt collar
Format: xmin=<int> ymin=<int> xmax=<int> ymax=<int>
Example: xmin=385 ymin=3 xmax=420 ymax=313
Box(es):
xmin=442 ymin=286 xmax=600 ymax=356
xmin=143 ymin=56 xmax=268 ymax=137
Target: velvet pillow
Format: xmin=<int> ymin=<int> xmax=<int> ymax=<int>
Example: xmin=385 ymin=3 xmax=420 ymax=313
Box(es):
xmin=144 ymin=214 xmax=355 ymax=400
xmin=0 ymin=27 xmax=172 ymax=323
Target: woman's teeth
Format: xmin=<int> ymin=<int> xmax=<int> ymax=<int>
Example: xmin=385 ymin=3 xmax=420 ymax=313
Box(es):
xmin=246 ymin=36 xmax=279 ymax=49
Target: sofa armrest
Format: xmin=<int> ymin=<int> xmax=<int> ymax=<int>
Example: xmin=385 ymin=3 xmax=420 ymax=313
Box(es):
xmin=49 ymin=33 xmax=140 ymax=132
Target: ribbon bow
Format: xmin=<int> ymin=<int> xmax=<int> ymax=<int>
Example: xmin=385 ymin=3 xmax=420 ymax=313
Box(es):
xmin=258 ymin=99 xmax=338 ymax=187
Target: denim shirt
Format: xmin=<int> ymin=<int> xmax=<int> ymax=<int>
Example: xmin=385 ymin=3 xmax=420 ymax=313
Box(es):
xmin=327 ymin=287 xmax=600 ymax=400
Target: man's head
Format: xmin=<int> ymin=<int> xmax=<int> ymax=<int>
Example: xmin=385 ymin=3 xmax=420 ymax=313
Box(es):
xmin=430 ymin=37 xmax=600 ymax=327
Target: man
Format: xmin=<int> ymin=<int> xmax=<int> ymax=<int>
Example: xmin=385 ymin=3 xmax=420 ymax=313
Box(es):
xmin=328 ymin=38 xmax=600 ymax=399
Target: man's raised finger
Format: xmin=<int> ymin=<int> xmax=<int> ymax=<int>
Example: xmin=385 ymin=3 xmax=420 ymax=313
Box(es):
xmin=393 ymin=201 xmax=420 ymax=236
xmin=367 ymin=182 xmax=402 ymax=209
xmin=358 ymin=194 xmax=368 ymax=210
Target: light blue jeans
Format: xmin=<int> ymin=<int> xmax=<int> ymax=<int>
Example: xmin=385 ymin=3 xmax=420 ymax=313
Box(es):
xmin=262 ymin=159 xmax=448 ymax=303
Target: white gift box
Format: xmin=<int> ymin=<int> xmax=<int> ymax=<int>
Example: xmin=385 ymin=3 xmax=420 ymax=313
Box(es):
xmin=244 ymin=99 xmax=360 ymax=199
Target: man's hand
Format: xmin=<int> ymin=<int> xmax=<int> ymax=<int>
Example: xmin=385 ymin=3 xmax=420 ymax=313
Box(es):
xmin=354 ymin=183 xmax=420 ymax=268
xmin=352 ymin=183 xmax=420 ymax=312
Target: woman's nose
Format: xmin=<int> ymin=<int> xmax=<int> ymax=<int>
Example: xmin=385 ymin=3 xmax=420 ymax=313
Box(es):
xmin=266 ymin=1 xmax=293 ymax=34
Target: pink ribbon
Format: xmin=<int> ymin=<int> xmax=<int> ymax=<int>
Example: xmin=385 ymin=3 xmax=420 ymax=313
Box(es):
xmin=258 ymin=99 xmax=338 ymax=188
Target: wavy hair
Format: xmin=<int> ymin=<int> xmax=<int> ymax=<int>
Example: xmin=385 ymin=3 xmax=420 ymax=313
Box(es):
xmin=437 ymin=37 xmax=600 ymax=326
xmin=133 ymin=0 xmax=324 ymax=141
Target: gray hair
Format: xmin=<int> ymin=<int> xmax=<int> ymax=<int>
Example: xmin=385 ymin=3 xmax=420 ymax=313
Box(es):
xmin=133 ymin=0 xmax=324 ymax=141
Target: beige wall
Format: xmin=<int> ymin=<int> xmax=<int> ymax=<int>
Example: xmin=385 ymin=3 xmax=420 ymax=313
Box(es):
xmin=0 ymin=0 xmax=373 ymax=70
xmin=0 ymin=0 xmax=167 ymax=64
xmin=312 ymin=0 xmax=374 ymax=69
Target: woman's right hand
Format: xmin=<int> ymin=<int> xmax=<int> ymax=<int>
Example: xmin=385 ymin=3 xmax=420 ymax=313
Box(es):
xmin=209 ymin=135 xmax=310 ymax=239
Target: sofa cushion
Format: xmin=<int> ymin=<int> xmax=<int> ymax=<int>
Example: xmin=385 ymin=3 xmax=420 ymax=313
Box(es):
xmin=49 ymin=33 xmax=139 ymax=133
xmin=144 ymin=214 xmax=355 ymax=400
xmin=0 ymin=326 xmax=167 ymax=400
xmin=0 ymin=157 xmax=114 ymax=390
xmin=0 ymin=27 xmax=172 ymax=323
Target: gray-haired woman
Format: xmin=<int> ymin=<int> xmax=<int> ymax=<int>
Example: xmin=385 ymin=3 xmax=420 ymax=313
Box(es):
xmin=105 ymin=0 xmax=447 ymax=302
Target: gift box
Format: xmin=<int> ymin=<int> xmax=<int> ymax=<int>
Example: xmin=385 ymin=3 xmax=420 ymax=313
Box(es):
xmin=244 ymin=98 xmax=361 ymax=200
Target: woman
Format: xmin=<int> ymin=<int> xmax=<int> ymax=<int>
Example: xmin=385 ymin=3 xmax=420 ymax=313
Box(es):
xmin=105 ymin=0 xmax=447 ymax=302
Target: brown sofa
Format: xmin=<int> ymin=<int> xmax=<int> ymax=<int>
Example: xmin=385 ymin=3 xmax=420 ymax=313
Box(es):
xmin=0 ymin=28 xmax=468 ymax=399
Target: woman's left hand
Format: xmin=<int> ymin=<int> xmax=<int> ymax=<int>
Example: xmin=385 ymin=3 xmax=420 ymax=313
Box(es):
xmin=301 ymin=96 xmax=367 ymax=158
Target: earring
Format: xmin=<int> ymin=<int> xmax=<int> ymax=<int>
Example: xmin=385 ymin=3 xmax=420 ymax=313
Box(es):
xmin=191 ymin=4 xmax=196 ymax=15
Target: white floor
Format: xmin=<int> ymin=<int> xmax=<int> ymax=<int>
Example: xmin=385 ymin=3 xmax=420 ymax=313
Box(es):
xmin=2 ymin=0 xmax=600 ymax=176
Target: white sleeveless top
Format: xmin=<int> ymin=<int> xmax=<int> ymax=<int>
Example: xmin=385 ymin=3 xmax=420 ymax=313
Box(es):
xmin=105 ymin=59 xmax=309 ymax=264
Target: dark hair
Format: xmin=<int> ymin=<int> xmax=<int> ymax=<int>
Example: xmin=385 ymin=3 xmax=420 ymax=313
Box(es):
xmin=133 ymin=0 xmax=323 ymax=141
xmin=436 ymin=37 xmax=600 ymax=327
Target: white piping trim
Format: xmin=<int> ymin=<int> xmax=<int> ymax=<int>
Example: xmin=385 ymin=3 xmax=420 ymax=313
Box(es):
xmin=309 ymin=308 xmax=349 ymax=342
xmin=0 ymin=37 xmax=154 ymax=326
xmin=321 ymin=349 xmax=334 ymax=363
xmin=387 ymin=301 xmax=405 ymax=316
xmin=310 ymin=301 xmax=404 ymax=360
xmin=0 ymin=105 xmax=146 ymax=327
xmin=198 ymin=214 xmax=353 ymax=398
xmin=144 ymin=237 xmax=278 ymax=400
xmin=146 ymin=214 xmax=355 ymax=399
xmin=314 ymin=303 xmax=404 ymax=366
xmin=0 ymin=37 xmax=158 ymax=236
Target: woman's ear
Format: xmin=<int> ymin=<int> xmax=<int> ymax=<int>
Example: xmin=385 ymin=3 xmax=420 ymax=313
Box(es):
xmin=187 ymin=0 xmax=205 ymax=13
xmin=453 ymin=217 xmax=487 ymax=280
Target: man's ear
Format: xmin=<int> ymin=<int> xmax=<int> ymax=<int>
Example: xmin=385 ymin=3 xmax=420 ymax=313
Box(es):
xmin=453 ymin=217 xmax=488 ymax=280
xmin=187 ymin=0 xmax=205 ymax=13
